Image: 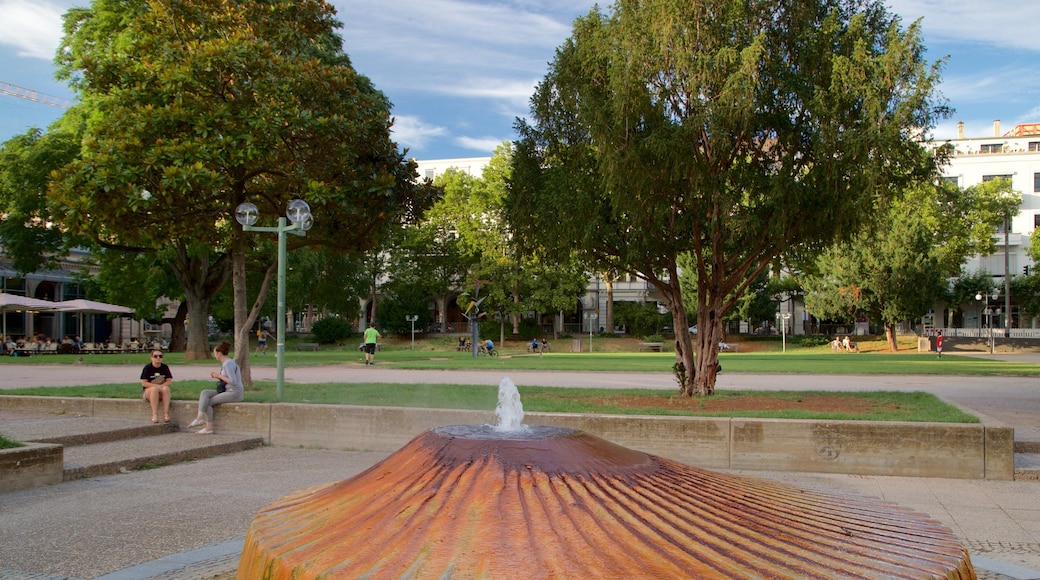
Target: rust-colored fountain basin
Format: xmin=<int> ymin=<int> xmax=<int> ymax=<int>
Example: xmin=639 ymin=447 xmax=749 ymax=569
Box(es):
xmin=240 ymin=425 xmax=975 ymax=579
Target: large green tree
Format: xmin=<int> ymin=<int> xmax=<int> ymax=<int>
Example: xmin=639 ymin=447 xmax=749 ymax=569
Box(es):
xmin=0 ymin=128 xmax=83 ymax=275
xmin=509 ymin=0 xmax=947 ymax=395
xmin=802 ymin=179 xmax=1019 ymax=350
xmin=49 ymin=0 xmax=435 ymax=375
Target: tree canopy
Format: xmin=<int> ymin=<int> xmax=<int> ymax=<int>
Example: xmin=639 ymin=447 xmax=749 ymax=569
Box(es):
xmin=510 ymin=0 xmax=948 ymax=395
xmin=801 ymin=177 xmax=1017 ymax=350
xmin=48 ymin=0 xmax=436 ymax=367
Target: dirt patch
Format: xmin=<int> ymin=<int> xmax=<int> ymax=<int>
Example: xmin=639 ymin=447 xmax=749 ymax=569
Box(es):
xmin=587 ymin=394 xmax=894 ymax=415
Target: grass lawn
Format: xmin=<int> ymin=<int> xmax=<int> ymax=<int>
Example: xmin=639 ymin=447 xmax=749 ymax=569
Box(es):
xmin=0 ymin=434 xmax=23 ymax=449
xmin=1 ymin=380 xmax=976 ymax=423
xmin=0 ymin=335 xmax=1021 ymax=423
xmin=4 ymin=339 xmax=1037 ymax=377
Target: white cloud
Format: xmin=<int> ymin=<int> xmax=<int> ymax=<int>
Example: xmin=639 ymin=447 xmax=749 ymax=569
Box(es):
xmin=887 ymin=0 xmax=1040 ymax=51
xmin=391 ymin=115 xmax=448 ymax=150
xmin=0 ymin=0 xmax=67 ymax=59
xmin=455 ymin=135 xmax=507 ymax=153
xmin=333 ymin=0 xmax=576 ymax=92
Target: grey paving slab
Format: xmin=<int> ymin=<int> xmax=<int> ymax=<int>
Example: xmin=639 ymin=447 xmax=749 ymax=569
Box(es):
xmin=1 ymin=361 xmax=1039 ymax=578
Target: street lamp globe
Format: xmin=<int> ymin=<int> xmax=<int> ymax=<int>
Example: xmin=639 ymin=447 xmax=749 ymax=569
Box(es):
xmin=286 ymin=199 xmax=312 ymax=226
xmin=235 ymin=202 xmax=259 ymax=227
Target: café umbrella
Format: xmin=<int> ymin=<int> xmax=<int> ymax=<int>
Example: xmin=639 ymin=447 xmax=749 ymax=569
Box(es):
xmin=54 ymin=299 xmax=135 ymax=345
xmin=0 ymin=293 xmax=58 ymax=343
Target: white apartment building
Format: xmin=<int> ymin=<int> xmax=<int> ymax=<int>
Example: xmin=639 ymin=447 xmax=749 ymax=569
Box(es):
xmin=931 ymin=121 xmax=1040 ymax=332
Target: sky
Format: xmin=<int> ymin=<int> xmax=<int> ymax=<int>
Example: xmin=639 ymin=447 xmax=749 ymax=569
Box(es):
xmin=1 ymin=0 xmax=1039 ymax=161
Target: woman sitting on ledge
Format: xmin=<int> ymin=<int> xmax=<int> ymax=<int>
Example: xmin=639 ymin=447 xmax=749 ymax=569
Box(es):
xmin=187 ymin=341 xmax=244 ymax=434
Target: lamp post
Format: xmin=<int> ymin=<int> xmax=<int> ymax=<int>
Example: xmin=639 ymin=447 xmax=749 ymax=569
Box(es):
xmin=1004 ymin=211 xmax=1011 ymax=337
xmin=235 ymin=200 xmax=313 ymax=401
xmin=584 ymin=311 xmax=598 ymax=352
xmin=976 ymin=289 xmax=1000 ymax=354
xmin=405 ymin=314 xmax=418 ymax=350
xmin=776 ymin=311 xmax=791 ymax=353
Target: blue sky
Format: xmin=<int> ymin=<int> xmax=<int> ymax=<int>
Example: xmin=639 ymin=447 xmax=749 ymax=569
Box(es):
xmin=1 ymin=0 xmax=1039 ymax=161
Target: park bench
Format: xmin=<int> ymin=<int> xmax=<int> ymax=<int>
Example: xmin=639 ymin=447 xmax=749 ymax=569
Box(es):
xmin=297 ymin=342 xmax=320 ymax=352
xmin=638 ymin=342 xmax=663 ymax=352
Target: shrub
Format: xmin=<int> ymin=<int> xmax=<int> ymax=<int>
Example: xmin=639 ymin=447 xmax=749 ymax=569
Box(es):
xmin=310 ymin=317 xmax=353 ymax=344
xmin=795 ymin=335 xmax=831 ymax=348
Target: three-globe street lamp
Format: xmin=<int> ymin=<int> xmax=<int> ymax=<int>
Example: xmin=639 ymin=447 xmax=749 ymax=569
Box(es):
xmin=976 ymin=289 xmax=1000 ymax=355
xmin=235 ymin=200 xmax=313 ymax=401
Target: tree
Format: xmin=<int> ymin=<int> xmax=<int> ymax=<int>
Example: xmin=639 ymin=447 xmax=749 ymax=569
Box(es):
xmin=49 ymin=0 xmax=436 ymax=375
xmin=0 ymin=128 xmax=83 ymax=275
xmin=802 ymin=179 xmax=1015 ymax=350
xmin=510 ymin=0 xmax=947 ymax=395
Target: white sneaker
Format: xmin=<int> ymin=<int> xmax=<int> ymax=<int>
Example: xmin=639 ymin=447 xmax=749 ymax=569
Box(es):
xmin=196 ymin=428 xmax=213 ymax=435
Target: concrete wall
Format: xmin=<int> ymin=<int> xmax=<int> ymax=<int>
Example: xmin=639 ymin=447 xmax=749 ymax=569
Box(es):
xmin=0 ymin=395 xmax=1014 ymax=480
xmin=0 ymin=442 xmax=63 ymax=493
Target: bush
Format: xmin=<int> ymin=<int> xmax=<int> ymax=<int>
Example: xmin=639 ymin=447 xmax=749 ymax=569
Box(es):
xmin=310 ymin=317 xmax=353 ymax=344
xmin=795 ymin=335 xmax=831 ymax=348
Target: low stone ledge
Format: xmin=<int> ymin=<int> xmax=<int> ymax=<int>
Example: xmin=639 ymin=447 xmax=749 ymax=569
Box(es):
xmin=0 ymin=395 xmax=94 ymax=417
xmin=0 ymin=395 xmax=1014 ymax=480
xmin=0 ymin=442 xmax=63 ymax=493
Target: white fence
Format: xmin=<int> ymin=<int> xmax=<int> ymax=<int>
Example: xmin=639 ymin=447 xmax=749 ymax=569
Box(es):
xmin=931 ymin=328 xmax=1040 ymax=339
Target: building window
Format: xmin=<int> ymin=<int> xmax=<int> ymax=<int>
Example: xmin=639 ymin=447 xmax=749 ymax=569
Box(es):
xmin=983 ymin=174 xmax=1013 ymax=182
xmin=1030 ymin=141 xmax=1040 ymax=152
xmin=979 ymin=143 xmax=1005 ymax=154
xmin=941 ymin=176 xmax=958 ymax=185
xmin=1035 ymin=173 xmax=1040 ymax=192
xmin=424 ymin=169 xmax=435 ymax=180
xmin=1035 ymin=213 xmax=1040 ymax=229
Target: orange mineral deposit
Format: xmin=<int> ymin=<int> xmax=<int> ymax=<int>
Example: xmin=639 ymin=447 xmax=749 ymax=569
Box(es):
xmin=240 ymin=425 xmax=975 ymax=579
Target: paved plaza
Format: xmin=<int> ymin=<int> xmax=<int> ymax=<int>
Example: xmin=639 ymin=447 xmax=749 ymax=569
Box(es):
xmin=0 ymin=360 xmax=1038 ymax=579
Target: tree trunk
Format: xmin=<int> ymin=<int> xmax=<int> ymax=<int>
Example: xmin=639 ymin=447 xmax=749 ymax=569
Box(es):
xmin=885 ymin=323 xmax=898 ymax=352
xmin=182 ymin=290 xmax=212 ymax=360
xmin=603 ymin=275 xmax=615 ymax=334
xmin=169 ymin=242 xmax=231 ymax=360
xmin=689 ymin=290 xmax=726 ymax=396
xmin=163 ymin=301 xmax=188 ymax=352
xmin=233 ymin=251 xmax=276 ymax=388
xmin=232 ymin=234 xmax=252 ymax=386
xmin=651 ymin=275 xmax=697 ymax=396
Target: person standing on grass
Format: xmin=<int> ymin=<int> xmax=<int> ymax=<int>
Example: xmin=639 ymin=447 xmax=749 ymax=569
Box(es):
xmin=363 ymin=322 xmax=381 ymax=365
xmin=936 ymin=329 xmax=943 ymax=359
xmin=255 ymin=328 xmax=269 ymax=355
xmin=188 ymin=341 xmax=243 ymax=434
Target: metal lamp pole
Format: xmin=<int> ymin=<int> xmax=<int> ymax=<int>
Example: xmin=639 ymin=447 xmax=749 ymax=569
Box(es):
xmin=406 ymin=315 xmax=418 ymax=350
xmin=236 ymin=201 xmax=313 ymax=401
xmin=976 ymin=290 xmax=999 ymax=355
xmin=1004 ymin=212 xmax=1011 ymax=337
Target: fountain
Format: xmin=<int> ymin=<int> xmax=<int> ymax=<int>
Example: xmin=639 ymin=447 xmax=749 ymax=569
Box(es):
xmin=239 ymin=377 xmax=976 ymax=578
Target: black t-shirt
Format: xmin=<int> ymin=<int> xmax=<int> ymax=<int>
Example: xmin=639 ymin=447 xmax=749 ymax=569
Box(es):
xmin=140 ymin=362 xmax=173 ymax=387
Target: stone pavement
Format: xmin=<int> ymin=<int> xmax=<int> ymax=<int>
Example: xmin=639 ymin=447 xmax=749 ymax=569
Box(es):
xmin=0 ymin=361 xmax=1038 ymax=579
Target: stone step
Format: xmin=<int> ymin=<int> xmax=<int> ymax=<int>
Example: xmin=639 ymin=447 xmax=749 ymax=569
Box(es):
xmin=5 ymin=416 xmax=178 ymax=447
xmin=62 ymin=431 xmax=264 ymax=481
xmin=1014 ymin=452 xmax=1040 ymax=481
xmin=1015 ymin=440 xmax=1040 ymax=454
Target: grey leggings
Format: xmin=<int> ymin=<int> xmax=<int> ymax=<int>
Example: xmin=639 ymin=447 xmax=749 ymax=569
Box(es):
xmin=197 ymin=389 xmax=244 ymax=422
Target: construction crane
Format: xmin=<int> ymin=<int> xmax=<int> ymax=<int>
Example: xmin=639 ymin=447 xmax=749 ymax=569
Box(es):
xmin=0 ymin=81 xmax=73 ymax=109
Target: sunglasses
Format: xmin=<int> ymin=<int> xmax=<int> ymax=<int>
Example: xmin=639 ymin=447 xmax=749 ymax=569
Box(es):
xmin=152 ymin=354 xmax=163 ymax=359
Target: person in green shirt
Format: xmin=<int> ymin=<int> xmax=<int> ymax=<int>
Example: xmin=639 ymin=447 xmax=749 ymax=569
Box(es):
xmin=363 ymin=322 xmax=381 ymax=365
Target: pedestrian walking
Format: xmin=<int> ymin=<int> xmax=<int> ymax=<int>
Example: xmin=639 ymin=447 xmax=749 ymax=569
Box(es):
xmin=363 ymin=322 xmax=381 ymax=365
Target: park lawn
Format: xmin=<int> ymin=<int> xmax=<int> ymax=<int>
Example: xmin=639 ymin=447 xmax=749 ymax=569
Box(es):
xmin=0 ymin=381 xmax=976 ymax=423
xmin=2 ymin=341 xmax=1038 ymax=377
xmin=0 ymin=434 xmax=22 ymax=449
